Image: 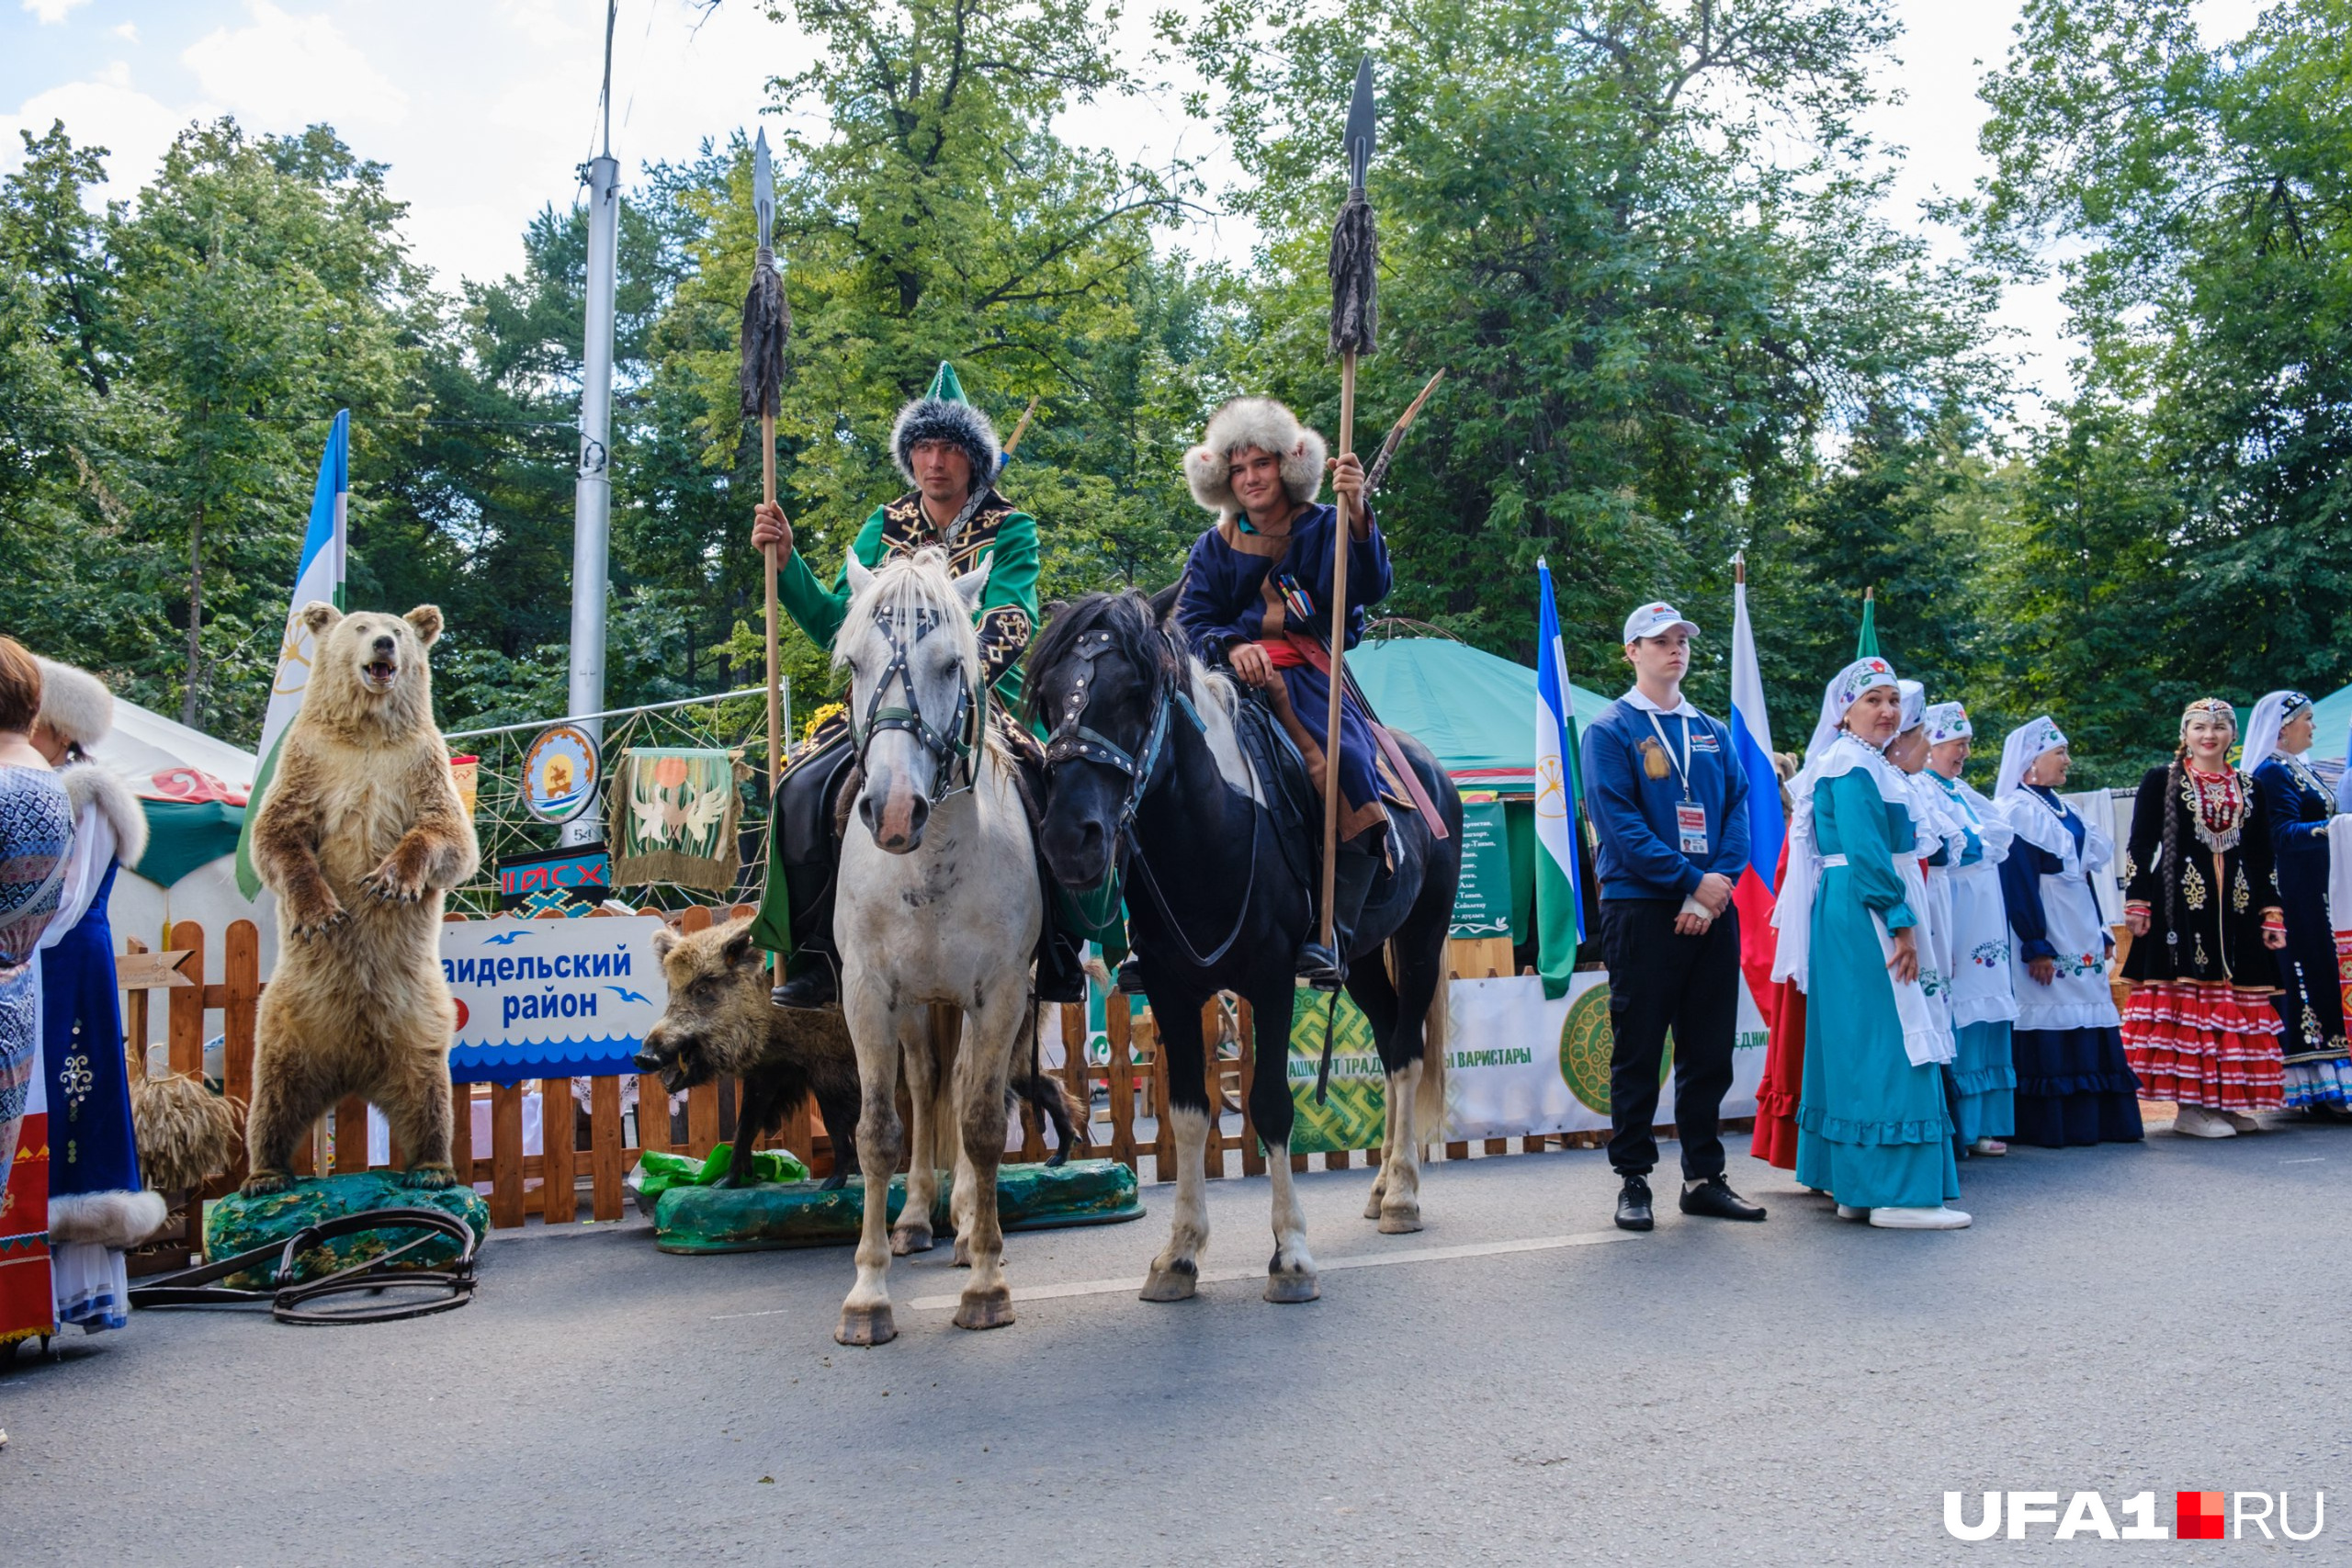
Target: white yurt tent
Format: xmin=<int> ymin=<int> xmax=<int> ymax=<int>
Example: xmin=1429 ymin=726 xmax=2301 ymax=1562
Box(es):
xmin=87 ymin=699 xmax=279 ymax=981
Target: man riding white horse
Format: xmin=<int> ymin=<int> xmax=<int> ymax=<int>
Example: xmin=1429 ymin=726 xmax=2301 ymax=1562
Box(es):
xmin=748 ymin=364 xmax=1084 ymax=1009
xmin=1171 ymin=397 xmax=1385 ymax=988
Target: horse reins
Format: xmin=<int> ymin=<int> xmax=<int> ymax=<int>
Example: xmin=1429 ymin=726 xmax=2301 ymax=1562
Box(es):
xmin=1043 ymin=626 xmax=1258 ymax=971
xmin=849 ymin=601 xmax=984 ymax=806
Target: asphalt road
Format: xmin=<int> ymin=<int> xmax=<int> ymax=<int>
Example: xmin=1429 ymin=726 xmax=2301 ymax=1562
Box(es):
xmin=6 ymin=1118 xmax=2347 ymax=1566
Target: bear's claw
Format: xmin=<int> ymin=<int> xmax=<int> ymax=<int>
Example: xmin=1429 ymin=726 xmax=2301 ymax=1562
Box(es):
xmin=399 ymin=1162 xmax=458 ymax=1191
xmin=242 ymin=1168 xmax=295 ymax=1197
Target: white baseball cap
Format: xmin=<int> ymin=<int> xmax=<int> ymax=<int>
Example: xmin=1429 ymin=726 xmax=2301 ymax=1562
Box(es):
xmin=1622 ymin=601 xmax=1700 ymax=644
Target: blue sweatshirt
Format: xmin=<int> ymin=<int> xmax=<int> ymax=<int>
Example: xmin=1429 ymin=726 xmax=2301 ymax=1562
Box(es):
xmin=1580 ymin=695 xmax=1753 ymax=901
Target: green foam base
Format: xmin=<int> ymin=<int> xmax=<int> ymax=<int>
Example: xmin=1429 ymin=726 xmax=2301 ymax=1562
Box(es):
xmin=204 ymin=1169 xmax=490 ymax=1289
xmin=653 ymin=1157 xmax=1144 ymax=1254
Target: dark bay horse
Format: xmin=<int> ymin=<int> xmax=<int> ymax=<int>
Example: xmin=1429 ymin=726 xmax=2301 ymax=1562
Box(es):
xmin=1027 ymin=591 xmax=1463 ymax=1304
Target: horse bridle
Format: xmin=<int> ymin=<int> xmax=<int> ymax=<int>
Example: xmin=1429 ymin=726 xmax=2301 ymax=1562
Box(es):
xmin=1042 ymin=627 xmax=1175 ymax=832
xmin=1041 ymin=625 xmax=1256 ymax=970
xmin=849 ymin=601 xmax=983 ymax=806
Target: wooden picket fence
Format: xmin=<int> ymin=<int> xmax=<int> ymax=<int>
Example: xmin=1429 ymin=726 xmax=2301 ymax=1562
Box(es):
xmin=122 ymin=916 xmax=1539 ymax=1256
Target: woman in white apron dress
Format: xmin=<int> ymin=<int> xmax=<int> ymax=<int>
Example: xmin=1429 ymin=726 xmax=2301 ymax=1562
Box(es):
xmin=1993 ymin=717 xmax=2143 ymax=1147
xmin=1920 ymin=703 xmax=2017 ymax=1155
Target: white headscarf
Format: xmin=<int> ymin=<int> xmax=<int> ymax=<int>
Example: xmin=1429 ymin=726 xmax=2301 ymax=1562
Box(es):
xmin=1770 ymin=658 xmax=1910 ymax=990
xmin=1897 ymin=679 xmax=1926 ymax=737
xmin=2242 ymin=689 xmax=2312 ymax=775
xmin=1924 ymin=701 xmax=1971 ymax=744
xmin=1995 ymin=715 xmax=2067 ymax=799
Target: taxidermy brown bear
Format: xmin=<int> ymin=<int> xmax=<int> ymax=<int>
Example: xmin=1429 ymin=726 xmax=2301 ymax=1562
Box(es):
xmin=242 ymin=604 xmax=480 ymax=1195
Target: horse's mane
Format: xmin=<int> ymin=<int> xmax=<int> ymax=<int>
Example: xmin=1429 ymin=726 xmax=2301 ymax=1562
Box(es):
xmin=1025 ymin=590 xmax=1182 ymax=728
xmin=834 ymin=546 xmax=984 ymax=680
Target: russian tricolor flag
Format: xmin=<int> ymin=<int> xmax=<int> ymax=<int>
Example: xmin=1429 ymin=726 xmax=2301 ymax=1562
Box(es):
xmin=1728 ymin=569 xmax=1783 ymax=1023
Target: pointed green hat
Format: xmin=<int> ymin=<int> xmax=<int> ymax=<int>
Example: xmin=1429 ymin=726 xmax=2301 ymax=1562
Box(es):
xmin=924 ymin=361 xmax=967 ymax=403
xmin=892 ymin=362 xmax=998 ymax=483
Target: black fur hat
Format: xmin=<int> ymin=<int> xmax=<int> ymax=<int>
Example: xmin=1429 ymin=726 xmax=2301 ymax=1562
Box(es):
xmin=890 ymin=392 xmax=1001 ymax=488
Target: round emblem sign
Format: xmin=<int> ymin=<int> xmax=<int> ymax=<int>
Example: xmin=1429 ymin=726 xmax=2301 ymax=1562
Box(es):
xmin=1557 ymin=980 xmax=1673 ymax=1114
xmin=522 ymin=724 xmax=599 ymax=824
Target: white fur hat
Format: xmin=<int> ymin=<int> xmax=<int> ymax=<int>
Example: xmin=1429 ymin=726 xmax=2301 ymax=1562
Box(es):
xmin=1183 ymin=398 xmax=1327 ymax=514
xmin=35 ymin=657 xmax=114 ymax=747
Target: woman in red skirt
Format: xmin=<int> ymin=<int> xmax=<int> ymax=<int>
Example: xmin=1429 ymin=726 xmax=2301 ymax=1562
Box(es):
xmin=2120 ymin=698 xmax=2290 ymax=1136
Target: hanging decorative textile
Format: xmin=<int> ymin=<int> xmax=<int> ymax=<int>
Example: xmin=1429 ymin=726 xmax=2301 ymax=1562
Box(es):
xmin=2330 ymin=818 xmax=2352 ymax=1032
xmin=610 ymin=748 xmax=745 ymax=893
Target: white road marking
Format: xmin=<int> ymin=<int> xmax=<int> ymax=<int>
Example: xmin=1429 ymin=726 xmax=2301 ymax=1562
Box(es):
xmin=2280 ymin=1157 xmax=2326 ymax=1165
xmin=907 ymin=1228 xmax=1637 ymax=1309
xmin=710 ymin=1307 xmax=793 ymax=1320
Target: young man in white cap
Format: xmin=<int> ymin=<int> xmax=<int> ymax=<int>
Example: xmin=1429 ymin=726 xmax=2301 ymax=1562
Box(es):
xmin=1579 ymin=602 xmax=1765 ymax=1231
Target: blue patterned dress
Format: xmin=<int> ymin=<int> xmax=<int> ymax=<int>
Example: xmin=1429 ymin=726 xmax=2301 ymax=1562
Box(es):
xmin=1 ymin=765 xmax=74 ymax=1196
xmin=1 ymin=763 xmax=74 ymax=1347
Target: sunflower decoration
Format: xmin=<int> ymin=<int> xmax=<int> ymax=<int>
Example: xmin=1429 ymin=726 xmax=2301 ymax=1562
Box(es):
xmin=801 ymin=701 xmax=846 ymax=744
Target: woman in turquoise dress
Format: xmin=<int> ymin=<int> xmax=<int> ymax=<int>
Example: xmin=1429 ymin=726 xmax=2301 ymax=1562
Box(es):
xmin=1781 ymin=657 xmax=1967 ymax=1230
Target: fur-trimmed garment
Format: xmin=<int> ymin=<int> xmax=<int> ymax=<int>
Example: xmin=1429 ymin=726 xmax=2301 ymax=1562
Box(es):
xmin=33 ymin=659 xmax=116 ymax=750
xmin=1183 ymin=398 xmax=1329 ymax=515
xmin=41 ymin=759 xmax=162 ymax=1331
xmin=890 ymin=395 xmax=1001 ymax=488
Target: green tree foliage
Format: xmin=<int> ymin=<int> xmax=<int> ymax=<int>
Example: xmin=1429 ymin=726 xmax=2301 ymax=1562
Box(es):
xmin=1973 ymin=0 xmax=2352 ymax=776
xmin=1169 ymin=0 xmax=2005 ymax=732
xmin=6 ymin=0 xmax=2346 ymax=784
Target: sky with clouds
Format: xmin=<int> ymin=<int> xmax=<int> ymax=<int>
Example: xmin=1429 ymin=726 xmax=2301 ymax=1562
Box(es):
xmin=1 ymin=0 xmax=2267 ymax=423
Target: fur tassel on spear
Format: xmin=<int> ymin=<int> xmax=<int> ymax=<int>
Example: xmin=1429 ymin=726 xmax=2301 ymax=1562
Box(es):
xmin=1317 ymin=56 xmax=1380 ymax=959
xmin=739 ymin=128 xmax=790 ymax=815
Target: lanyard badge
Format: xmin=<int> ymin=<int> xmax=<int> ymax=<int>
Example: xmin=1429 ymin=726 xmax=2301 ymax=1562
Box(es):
xmin=1644 ymin=708 xmax=1706 ymax=856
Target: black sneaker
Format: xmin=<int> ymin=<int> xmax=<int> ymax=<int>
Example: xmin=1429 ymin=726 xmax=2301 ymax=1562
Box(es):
xmin=1679 ymin=1174 xmax=1767 ymax=1222
xmin=1614 ymin=1174 xmax=1655 ymax=1232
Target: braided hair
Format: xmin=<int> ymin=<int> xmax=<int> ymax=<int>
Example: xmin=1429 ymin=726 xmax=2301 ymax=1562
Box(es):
xmin=2162 ymin=740 xmax=2188 ymax=955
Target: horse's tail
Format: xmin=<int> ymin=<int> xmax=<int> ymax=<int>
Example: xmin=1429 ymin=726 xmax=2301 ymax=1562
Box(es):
xmin=1413 ymin=946 xmax=1449 ymax=1143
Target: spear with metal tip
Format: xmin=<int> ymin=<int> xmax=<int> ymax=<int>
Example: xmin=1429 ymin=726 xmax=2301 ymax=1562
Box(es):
xmin=1317 ymin=56 xmax=1379 ymax=960
xmin=739 ymin=127 xmax=790 ymax=801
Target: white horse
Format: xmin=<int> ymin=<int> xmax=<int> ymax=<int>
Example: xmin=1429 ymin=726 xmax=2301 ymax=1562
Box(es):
xmin=831 ymin=547 xmax=1041 ymax=1346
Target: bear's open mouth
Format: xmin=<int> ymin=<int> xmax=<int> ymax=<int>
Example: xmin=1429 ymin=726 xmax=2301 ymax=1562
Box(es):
xmin=363 ymin=659 xmax=399 ymax=689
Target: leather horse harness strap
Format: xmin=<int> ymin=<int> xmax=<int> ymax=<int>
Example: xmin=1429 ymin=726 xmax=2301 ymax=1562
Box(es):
xmin=847 ymin=598 xmax=984 ymax=806
xmin=1042 ymin=626 xmax=1257 ymax=971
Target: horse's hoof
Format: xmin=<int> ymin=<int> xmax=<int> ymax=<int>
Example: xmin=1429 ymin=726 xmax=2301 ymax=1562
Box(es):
xmin=951 ymin=1286 xmax=1015 ymax=1331
xmin=1363 ymin=1190 xmax=1385 ymax=1221
xmin=834 ymin=1303 xmax=897 ymax=1346
xmin=889 ymin=1224 xmax=933 ymax=1257
xmin=240 ymin=1168 xmax=294 ymax=1198
xmin=1263 ymin=1269 xmax=1320 ymax=1304
xmin=1045 ymin=1150 xmax=1069 ymax=1168
xmin=820 ymin=1170 xmax=848 ymax=1192
xmin=1138 ymin=1260 xmax=1199 ymax=1303
xmin=1377 ymin=1205 xmax=1422 ymax=1235
xmin=951 ymin=1235 xmax=972 ymax=1269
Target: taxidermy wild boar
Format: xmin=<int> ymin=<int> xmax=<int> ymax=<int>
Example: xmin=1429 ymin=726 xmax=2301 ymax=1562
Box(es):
xmin=635 ymin=919 xmax=1087 ymax=1192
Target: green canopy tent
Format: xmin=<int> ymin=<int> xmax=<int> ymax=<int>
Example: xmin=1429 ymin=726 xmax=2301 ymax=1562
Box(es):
xmin=1349 ymin=636 xmax=1613 ymax=953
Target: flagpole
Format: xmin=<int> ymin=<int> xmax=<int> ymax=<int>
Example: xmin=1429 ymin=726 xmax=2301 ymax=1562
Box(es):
xmin=564 ymin=12 xmax=621 ymax=851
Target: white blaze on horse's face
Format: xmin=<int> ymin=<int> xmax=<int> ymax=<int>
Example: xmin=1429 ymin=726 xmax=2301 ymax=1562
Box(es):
xmin=839 ymin=550 xmax=992 ymax=853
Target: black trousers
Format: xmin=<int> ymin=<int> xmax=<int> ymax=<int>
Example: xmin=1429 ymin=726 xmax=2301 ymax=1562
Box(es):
xmin=1598 ymin=897 xmax=1742 ymax=1180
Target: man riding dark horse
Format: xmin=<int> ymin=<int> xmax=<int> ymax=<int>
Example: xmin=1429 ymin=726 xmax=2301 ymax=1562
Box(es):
xmin=1172 ymin=396 xmax=1387 ymax=988
xmin=747 ymin=364 xmax=1084 ymax=1008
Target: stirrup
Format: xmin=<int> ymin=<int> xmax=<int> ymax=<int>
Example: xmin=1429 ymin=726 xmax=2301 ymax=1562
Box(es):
xmin=1296 ymin=942 xmax=1345 ymax=991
